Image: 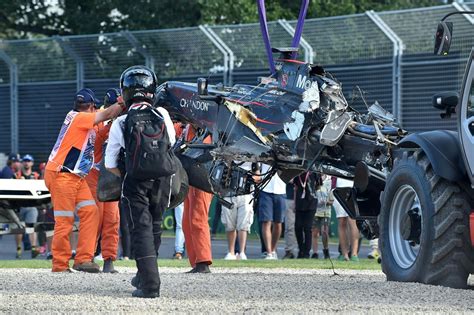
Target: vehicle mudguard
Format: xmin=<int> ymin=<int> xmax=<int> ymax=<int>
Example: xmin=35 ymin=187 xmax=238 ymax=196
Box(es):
xmin=398 ymin=130 xmax=467 ymax=182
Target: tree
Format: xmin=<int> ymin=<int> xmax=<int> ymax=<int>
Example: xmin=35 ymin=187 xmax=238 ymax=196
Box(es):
xmin=0 ymin=0 xmax=67 ymax=38
xmin=0 ymin=0 xmax=444 ymax=39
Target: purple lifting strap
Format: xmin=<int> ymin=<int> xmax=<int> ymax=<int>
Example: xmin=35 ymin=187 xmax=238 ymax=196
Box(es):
xmin=291 ymin=0 xmax=310 ymax=59
xmin=257 ymin=0 xmax=310 ymax=74
xmin=257 ymin=0 xmax=275 ymax=74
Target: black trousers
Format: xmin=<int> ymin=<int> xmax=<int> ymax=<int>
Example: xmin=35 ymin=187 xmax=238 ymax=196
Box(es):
xmin=119 ymin=203 xmax=132 ymax=259
xmin=295 ymin=210 xmax=316 ymax=257
xmin=211 ymin=199 xmax=222 ymax=235
xmin=121 ymin=174 xmax=170 ymax=293
xmin=254 ymin=198 xmax=267 ymax=254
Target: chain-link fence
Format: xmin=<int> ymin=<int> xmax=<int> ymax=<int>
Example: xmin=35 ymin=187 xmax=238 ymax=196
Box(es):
xmin=379 ymin=3 xmax=474 ymax=132
xmin=0 ymin=3 xmax=473 ymax=162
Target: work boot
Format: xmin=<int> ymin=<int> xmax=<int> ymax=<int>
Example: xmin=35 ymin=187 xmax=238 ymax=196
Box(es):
xmin=131 ymin=276 xmax=141 ymax=289
xmin=73 ymin=261 xmax=100 ymax=273
xmin=103 ymin=259 xmax=118 ymax=273
xmin=192 ymin=262 xmax=211 ymax=273
xmin=132 ymin=289 xmax=159 ymax=299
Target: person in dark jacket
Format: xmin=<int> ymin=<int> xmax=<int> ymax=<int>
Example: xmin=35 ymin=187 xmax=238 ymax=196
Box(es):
xmin=294 ymin=172 xmax=321 ymax=258
xmin=0 ymin=153 xmax=21 ymax=179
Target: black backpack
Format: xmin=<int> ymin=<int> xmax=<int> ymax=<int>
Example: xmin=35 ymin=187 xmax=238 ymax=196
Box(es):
xmin=124 ymin=105 xmax=177 ymax=180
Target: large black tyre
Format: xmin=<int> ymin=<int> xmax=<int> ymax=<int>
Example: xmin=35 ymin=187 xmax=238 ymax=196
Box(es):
xmin=380 ymin=149 xmax=474 ymax=288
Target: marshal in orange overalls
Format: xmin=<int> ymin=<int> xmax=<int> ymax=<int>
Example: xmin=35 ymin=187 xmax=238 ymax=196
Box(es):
xmin=44 ymin=111 xmax=99 ymax=272
xmin=182 ymin=126 xmax=213 ymax=268
xmin=85 ymin=122 xmax=120 ymax=261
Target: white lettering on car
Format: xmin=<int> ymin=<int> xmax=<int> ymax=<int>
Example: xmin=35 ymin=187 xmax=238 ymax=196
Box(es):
xmin=295 ymin=74 xmax=318 ymax=91
xmin=296 ymin=74 xmax=307 ymax=89
xmin=179 ymin=98 xmax=209 ymax=112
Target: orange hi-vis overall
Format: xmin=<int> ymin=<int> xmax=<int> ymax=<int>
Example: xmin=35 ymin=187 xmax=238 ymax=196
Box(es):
xmin=44 ymin=110 xmax=99 ymax=272
xmin=182 ymin=126 xmax=213 ymax=267
xmin=85 ymin=122 xmax=120 ymax=261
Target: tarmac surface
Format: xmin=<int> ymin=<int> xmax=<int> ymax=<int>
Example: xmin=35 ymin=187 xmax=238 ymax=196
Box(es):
xmin=0 ymin=234 xmax=371 ymax=260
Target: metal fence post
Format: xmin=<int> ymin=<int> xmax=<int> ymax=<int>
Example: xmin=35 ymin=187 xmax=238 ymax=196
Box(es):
xmin=366 ymin=10 xmax=404 ymax=126
xmin=198 ymin=25 xmax=228 ymax=85
xmin=123 ymin=31 xmax=155 ymax=71
xmin=202 ymin=25 xmax=235 ymax=86
xmin=278 ymin=19 xmax=314 ymax=64
xmin=54 ymin=36 xmax=84 ymax=91
xmin=454 ymin=2 xmax=474 ymax=24
xmin=0 ymin=50 xmax=18 ymax=153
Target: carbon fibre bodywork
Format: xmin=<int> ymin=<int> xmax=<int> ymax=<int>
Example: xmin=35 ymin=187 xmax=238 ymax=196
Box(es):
xmin=155 ymin=56 xmax=405 ymax=234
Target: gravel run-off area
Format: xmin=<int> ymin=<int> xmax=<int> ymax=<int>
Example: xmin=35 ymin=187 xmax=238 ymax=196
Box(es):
xmin=0 ymin=267 xmax=473 ymax=313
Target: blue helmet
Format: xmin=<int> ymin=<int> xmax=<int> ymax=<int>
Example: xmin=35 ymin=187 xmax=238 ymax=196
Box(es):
xmin=104 ymin=88 xmax=121 ymax=108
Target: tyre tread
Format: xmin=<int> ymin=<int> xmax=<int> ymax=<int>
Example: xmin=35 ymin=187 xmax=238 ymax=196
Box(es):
xmin=381 ymin=150 xmax=474 ymax=289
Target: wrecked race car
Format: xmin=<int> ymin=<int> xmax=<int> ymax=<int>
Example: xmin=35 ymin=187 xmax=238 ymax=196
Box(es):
xmin=155 ymin=2 xmax=474 ymax=289
xmin=156 ymin=0 xmax=406 ymax=236
xmin=157 ymin=54 xmax=404 ymax=207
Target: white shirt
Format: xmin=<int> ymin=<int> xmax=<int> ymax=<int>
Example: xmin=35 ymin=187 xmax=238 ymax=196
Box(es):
xmin=333 ymin=177 xmax=353 ymax=215
xmin=336 ymin=178 xmax=353 ymax=188
xmin=105 ymin=105 xmax=176 ymax=169
xmin=261 ymin=164 xmax=286 ymax=195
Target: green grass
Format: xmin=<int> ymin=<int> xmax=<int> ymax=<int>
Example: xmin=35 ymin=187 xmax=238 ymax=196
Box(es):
xmin=0 ymin=258 xmax=381 ymax=270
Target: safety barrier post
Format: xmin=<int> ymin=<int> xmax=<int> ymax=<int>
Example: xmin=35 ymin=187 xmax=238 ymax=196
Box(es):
xmin=54 ymin=36 xmax=84 ymax=91
xmin=123 ymin=31 xmax=155 ymax=71
xmin=0 ymin=50 xmax=18 ymax=153
xmin=366 ymin=10 xmax=404 ymax=127
xmin=278 ymin=19 xmax=314 ymax=64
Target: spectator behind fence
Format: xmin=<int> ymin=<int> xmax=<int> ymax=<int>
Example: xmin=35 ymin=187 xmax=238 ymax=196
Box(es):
xmin=0 ymin=153 xmax=21 ymax=179
xmin=283 ymin=181 xmax=297 ymax=259
xmin=294 ymin=172 xmax=321 ymax=259
xmin=210 ymin=198 xmax=222 ymax=240
xmin=15 ymin=154 xmax=41 ymax=259
xmin=257 ymin=164 xmax=286 ymax=260
xmin=173 ymin=203 xmax=185 ymax=260
xmin=333 ymin=177 xmax=360 ymax=261
xmin=221 ymin=162 xmax=254 ymax=260
xmin=312 ymin=175 xmax=333 ymax=259
xmin=172 ymin=123 xmax=185 ymax=260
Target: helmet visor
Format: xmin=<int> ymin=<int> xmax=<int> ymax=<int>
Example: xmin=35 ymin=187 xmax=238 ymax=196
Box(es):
xmin=121 ymin=70 xmax=155 ymax=90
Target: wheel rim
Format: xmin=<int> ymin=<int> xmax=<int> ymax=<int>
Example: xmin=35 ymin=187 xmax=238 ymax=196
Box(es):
xmin=389 ymin=184 xmax=422 ymax=269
